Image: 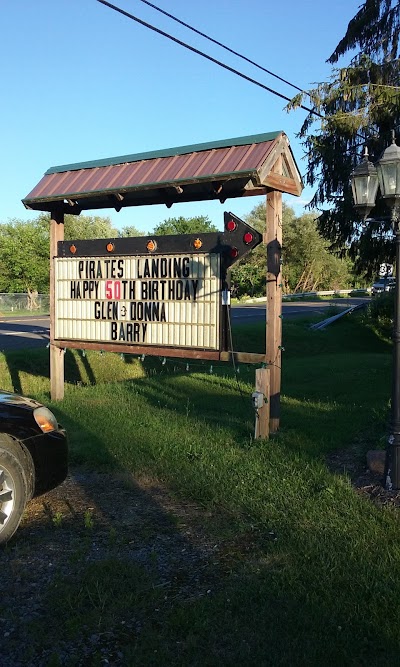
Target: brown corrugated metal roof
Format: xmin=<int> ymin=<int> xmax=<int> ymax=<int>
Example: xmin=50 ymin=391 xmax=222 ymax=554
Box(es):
xmin=23 ymin=131 xmax=302 ymax=214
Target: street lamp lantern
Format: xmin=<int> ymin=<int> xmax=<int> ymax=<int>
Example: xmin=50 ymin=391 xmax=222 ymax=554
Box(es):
xmin=376 ymin=130 xmax=400 ymax=214
xmin=350 ymin=132 xmax=400 ymax=490
xmin=351 ymin=147 xmax=379 ymax=219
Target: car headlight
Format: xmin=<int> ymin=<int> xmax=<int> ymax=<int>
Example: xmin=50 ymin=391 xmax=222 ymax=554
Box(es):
xmin=33 ymin=407 xmax=58 ymax=433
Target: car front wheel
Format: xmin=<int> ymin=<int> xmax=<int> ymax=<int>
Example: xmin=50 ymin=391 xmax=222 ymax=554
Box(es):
xmin=0 ymin=435 xmax=34 ymax=545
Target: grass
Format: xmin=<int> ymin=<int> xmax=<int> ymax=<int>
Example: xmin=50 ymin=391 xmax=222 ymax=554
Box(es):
xmin=0 ymin=308 xmax=50 ymax=316
xmin=1 ymin=311 xmax=399 ymax=664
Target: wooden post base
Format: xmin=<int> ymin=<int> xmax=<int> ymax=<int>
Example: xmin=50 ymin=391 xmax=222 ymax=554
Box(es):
xmin=254 ymin=367 xmax=270 ymax=439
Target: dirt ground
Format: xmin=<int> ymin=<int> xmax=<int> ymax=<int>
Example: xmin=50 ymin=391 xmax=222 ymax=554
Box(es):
xmin=327 ymin=446 xmax=400 ymax=508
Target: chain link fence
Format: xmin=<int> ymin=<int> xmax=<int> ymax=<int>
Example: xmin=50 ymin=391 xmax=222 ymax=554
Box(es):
xmin=0 ymin=293 xmax=50 ymax=315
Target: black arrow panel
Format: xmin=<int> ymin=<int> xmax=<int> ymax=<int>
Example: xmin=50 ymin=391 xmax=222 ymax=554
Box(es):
xmin=57 ymin=211 xmax=262 ymax=272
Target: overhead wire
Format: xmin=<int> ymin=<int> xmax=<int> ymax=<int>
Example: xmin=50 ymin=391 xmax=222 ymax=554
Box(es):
xmin=145 ymin=1 xmax=393 ymax=149
xmin=95 ymin=0 xmax=373 ymax=147
xmin=135 ymin=0 xmax=304 ymax=94
xmin=95 ymin=0 xmax=323 ymax=117
xmin=95 ymin=0 xmax=375 ymax=158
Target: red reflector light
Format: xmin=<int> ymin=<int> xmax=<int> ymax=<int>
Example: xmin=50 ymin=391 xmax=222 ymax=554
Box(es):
xmin=243 ymin=232 xmax=253 ymax=244
xmin=229 ymin=247 xmax=239 ymax=258
xmin=226 ymin=219 xmax=236 ymax=232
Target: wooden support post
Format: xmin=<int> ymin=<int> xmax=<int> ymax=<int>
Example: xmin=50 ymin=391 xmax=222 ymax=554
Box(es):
xmin=50 ymin=208 xmax=65 ymax=400
xmin=254 ymin=367 xmax=270 ymax=439
xmin=266 ymin=163 xmax=283 ymax=433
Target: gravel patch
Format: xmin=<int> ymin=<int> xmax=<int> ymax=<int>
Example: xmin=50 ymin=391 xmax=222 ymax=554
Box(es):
xmin=1 ymin=468 xmax=221 ymax=666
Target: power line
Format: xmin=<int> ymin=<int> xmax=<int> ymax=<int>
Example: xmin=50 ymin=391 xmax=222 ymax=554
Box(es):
xmin=95 ymin=0 xmax=322 ymax=117
xmin=95 ymin=0 xmax=373 ymax=149
xmin=136 ymin=0 xmax=304 ymax=94
xmin=139 ymin=0 xmax=380 ymax=149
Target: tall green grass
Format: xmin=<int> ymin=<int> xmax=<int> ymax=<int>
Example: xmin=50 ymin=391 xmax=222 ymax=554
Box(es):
xmin=1 ymin=314 xmax=398 ymax=664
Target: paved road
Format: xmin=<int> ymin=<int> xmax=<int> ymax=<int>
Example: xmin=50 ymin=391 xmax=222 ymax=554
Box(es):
xmin=0 ymin=298 xmax=370 ymax=351
xmin=0 ymin=316 xmax=50 ymax=351
xmin=231 ymin=297 xmax=370 ymax=324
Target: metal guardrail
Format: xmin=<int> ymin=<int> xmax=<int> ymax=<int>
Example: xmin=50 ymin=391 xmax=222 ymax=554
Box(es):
xmin=283 ymin=288 xmax=370 ymax=299
xmin=310 ymin=303 xmax=367 ymax=330
xmin=241 ymin=289 xmax=370 ymax=304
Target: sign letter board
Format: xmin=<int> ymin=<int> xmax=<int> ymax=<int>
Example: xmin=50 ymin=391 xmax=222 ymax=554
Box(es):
xmin=55 ymin=253 xmax=221 ymax=350
xmin=55 ymin=212 xmax=262 ymax=359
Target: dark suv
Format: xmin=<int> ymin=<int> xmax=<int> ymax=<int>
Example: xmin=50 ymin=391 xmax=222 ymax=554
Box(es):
xmin=0 ymin=391 xmax=68 ymax=544
xmin=371 ymin=277 xmax=396 ymax=296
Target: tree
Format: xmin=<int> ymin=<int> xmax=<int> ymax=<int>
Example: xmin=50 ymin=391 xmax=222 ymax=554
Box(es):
xmin=63 ymin=214 xmax=119 ymax=240
xmin=0 ymin=213 xmax=122 ymax=295
xmin=118 ymin=224 xmax=145 ymax=237
xmin=230 ymin=202 xmax=353 ymax=297
xmin=287 ymin=0 xmax=400 ymax=277
xmin=152 ymin=215 xmax=218 ymax=235
xmin=282 ymin=207 xmax=353 ymax=292
xmin=0 ymin=218 xmax=50 ymax=294
xmin=39 ymin=212 xmax=144 ymax=239
xmin=231 ymin=202 xmax=289 ymax=297
xmin=329 ymin=0 xmax=399 ymax=64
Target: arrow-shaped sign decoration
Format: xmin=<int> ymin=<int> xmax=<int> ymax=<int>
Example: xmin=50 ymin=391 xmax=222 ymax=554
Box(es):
xmin=57 ymin=211 xmax=263 ymax=266
xmin=220 ymin=211 xmax=263 ymax=268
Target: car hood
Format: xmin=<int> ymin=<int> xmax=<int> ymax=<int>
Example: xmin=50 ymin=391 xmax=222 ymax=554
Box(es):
xmin=0 ymin=390 xmax=42 ymax=411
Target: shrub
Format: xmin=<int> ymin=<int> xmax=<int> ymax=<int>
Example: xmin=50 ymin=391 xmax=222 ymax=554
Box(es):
xmin=367 ymin=291 xmax=394 ymax=339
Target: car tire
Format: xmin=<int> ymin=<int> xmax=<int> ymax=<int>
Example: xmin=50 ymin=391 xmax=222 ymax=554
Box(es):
xmin=0 ymin=435 xmax=35 ymax=546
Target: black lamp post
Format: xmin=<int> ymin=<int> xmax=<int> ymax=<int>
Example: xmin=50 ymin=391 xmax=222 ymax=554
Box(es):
xmin=351 ymin=131 xmax=400 ymax=490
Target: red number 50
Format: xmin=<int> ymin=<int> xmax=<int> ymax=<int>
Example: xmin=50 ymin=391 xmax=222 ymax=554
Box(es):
xmin=105 ymin=280 xmax=121 ymax=299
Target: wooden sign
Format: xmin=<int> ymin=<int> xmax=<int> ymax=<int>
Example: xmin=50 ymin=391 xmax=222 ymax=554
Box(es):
xmin=54 ymin=211 xmax=262 ymax=358
xmin=55 ymin=252 xmax=221 ymax=350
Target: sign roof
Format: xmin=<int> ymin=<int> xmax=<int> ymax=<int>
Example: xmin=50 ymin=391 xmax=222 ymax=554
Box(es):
xmin=23 ymin=131 xmax=303 ymax=215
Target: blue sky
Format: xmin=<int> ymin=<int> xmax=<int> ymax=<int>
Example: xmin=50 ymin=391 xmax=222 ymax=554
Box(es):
xmin=2 ymin=0 xmax=362 ymax=233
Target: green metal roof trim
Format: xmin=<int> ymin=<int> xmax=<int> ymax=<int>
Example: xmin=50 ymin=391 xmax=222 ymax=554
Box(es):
xmin=45 ymin=131 xmax=282 ymax=175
